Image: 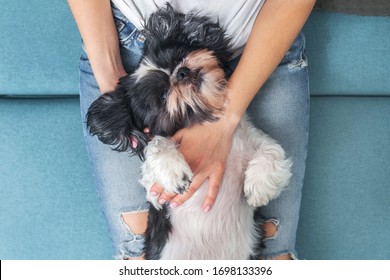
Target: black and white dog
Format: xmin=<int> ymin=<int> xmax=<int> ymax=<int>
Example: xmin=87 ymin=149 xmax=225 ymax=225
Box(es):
xmin=87 ymin=5 xmax=291 ymax=259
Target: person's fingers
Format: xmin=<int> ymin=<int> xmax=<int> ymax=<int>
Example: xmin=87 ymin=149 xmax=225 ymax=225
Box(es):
xmin=169 ymin=172 xmax=208 ymax=208
xmin=143 ymin=127 xmax=150 ymax=134
xmin=150 ymin=183 xmax=176 ymax=205
xmin=150 ymin=183 xmax=164 ymax=197
xmin=171 ymin=129 xmax=184 ymax=144
xmin=201 ymin=169 xmax=224 ymax=212
xmin=143 ymin=127 xmax=154 ymax=140
xmin=157 ymin=190 xmax=176 ymax=205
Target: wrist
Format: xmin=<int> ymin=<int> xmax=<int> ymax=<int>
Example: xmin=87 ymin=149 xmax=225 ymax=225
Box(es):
xmin=88 ymin=46 xmax=127 ymax=93
xmin=225 ymin=111 xmax=241 ymax=128
xmin=95 ymin=65 xmax=127 ymax=93
xmin=221 ymin=93 xmax=243 ymax=130
xmin=219 ymin=109 xmax=241 ymax=134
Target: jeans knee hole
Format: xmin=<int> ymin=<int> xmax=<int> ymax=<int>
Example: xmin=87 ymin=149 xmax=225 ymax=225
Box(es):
xmin=121 ymin=211 xmax=148 ymax=235
xmin=264 ymin=219 xmax=279 ymax=240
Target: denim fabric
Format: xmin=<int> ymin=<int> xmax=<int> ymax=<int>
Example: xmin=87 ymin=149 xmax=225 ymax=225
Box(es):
xmin=79 ymin=6 xmax=309 ymax=259
xmin=246 ymin=32 xmax=309 ymax=258
xmin=79 ymin=5 xmax=148 ymax=259
xmin=226 ymin=32 xmax=309 ymax=258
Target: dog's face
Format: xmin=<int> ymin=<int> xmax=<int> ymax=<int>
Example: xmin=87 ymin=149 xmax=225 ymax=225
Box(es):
xmin=131 ymin=49 xmax=227 ymax=135
xmin=86 ymin=4 xmax=232 ymax=158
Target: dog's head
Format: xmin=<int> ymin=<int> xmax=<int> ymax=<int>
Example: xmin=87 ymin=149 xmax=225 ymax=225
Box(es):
xmin=86 ymin=4 xmax=233 ymax=158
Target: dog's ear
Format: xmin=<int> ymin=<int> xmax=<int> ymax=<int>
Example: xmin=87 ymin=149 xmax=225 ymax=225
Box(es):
xmin=179 ymin=12 xmax=233 ymax=63
xmin=86 ymin=88 xmax=148 ymax=159
xmin=144 ymin=4 xmax=233 ymax=63
xmin=142 ymin=4 xmax=182 ymax=45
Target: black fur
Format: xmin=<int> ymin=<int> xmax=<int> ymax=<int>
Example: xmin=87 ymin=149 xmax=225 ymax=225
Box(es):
xmin=142 ymin=4 xmax=232 ymax=70
xmin=86 ymin=4 xmax=232 ymax=159
xmin=251 ymin=208 xmax=266 ymax=259
xmin=86 ymin=5 xmax=264 ymax=259
xmin=144 ymin=204 xmax=172 ymax=260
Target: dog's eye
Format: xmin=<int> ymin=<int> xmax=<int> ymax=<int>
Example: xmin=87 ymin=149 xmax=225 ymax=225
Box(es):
xmin=160 ymin=90 xmax=168 ymax=102
xmin=177 ymin=67 xmax=191 ymax=81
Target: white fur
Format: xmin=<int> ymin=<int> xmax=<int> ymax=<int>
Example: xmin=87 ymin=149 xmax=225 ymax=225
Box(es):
xmin=133 ymin=58 xmax=170 ymax=83
xmin=141 ymin=116 xmax=292 ymax=259
xmin=141 ymin=136 xmax=192 ymax=210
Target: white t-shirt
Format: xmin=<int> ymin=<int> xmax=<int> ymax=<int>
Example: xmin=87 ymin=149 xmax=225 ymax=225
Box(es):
xmin=111 ymin=0 xmax=265 ymax=56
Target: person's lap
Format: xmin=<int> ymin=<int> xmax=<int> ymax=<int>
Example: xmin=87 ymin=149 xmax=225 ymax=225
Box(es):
xmin=79 ymin=5 xmax=309 ymax=259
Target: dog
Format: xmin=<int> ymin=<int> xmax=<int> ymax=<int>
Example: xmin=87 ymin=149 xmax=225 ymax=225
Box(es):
xmin=86 ymin=4 xmax=292 ymax=259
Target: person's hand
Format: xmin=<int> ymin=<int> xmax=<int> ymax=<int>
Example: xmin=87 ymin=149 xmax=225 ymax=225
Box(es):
xmin=150 ymin=114 xmax=239 ymax=212
xmin=97 ymin=67 xmax=127 ymax=94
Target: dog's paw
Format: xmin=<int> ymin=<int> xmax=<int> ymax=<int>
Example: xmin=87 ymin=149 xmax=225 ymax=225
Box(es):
xmin=141 ymin=136 xmax=192 ymax=195
xmin=170 ymin=173 xmax=192 ymax=194
xmin=155 ymin=169 xmax=192 ymax=195
xmin=244 ymin=144 xmax=292 ymax=207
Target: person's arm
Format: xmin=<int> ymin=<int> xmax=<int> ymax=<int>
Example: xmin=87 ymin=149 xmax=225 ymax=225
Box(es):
xmin=67 ymin=0 xmax=126 ymax=93
xmin=225 ymin=0 xmax=315 ymax=122
xmin=151 ymin=0 xmax=316 ymax=211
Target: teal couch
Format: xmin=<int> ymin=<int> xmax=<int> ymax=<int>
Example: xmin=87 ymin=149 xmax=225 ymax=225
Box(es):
xmin=1 ymin=1 xmax=389 ymax=260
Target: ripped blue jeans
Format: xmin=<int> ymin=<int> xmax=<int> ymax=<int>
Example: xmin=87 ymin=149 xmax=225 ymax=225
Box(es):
xmin=79 ymin=5 xmax=309 ymax=259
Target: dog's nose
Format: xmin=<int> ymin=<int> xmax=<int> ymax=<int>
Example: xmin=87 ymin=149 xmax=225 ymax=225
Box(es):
xmin=177 ymin=67 xmax=191 ymax=81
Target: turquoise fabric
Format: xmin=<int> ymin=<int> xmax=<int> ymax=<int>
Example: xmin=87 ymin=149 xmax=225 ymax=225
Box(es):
xmin=303 ymin=11 xmax=390 ymax=96
xmin=297 ymin=97 xmax=390 ymax=260
xmin=0 ymin=0 xmax=80 ymax=97
xmin=0 ymin=98 xmax=113 ymax=259
xmin=0 ymin=2 xmax=389 ymax=259
xmin=1 ymin=4 xmax=389 ymax=97
xmin=2 ymin=97 xmax=389 ymax=259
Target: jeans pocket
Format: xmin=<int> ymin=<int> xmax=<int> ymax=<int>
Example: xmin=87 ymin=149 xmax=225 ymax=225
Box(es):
xmin=280 ymin=32 xmax=308 ymax=67
xmin=111 ymin=5 xmax=145 ymax=49
xmin=79 ymin=46 xmax=93 ymax=75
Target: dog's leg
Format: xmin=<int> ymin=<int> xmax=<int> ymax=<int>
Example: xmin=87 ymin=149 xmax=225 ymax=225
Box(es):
xmin=242 ymin=124 xmax=292 ymax=207
xmin=140 ymin=136 xmax=192 ymax=210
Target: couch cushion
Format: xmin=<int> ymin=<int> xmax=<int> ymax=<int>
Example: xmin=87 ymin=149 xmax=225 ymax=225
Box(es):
xmin=1 ymin=96 xmax=389 ymax=259
xmin=296 ymin=96 xmax=390 ymax=259
xmin=315 ymin=0 xmax=390 ymax=16
xmin=0 ymin=98 xmax=113 ymax=259
xmin=304 ymin=12 xmax=390 ymax=96
xmin=0 ymin=0 xmax=81 ymax=97
xmin=1 ymin=2 xmax=389 ymax=97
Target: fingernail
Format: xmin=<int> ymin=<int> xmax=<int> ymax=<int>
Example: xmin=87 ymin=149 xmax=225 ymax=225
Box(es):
xmin=150 ymin=192 xmax=158 ymax=196
xmin=159 ymin=199 xmax=167 ymax=204
xmin=170 ymin=202 xmax=178 ymax=208
xmin=203 ymin=205 xmax=211 ymax=213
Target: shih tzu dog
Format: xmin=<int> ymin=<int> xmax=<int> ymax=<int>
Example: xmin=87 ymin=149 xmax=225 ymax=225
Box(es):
xmin=86 ymin=5 xmax=292 ymax=259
